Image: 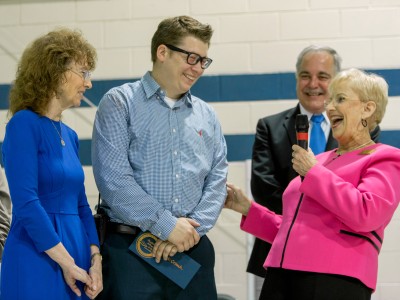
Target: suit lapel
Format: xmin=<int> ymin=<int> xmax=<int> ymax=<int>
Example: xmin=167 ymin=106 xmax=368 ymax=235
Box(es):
xmin=283 ymin=106 xmax=302 ymax=181
xmin=283 ymin=104 xmax=339 ymax=153
xmin=283 ymin=105 xmax=300 ymax=147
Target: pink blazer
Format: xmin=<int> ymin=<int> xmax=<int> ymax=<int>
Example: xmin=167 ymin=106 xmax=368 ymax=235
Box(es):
xmin=241 ymin=143 xmax=400 ymax=290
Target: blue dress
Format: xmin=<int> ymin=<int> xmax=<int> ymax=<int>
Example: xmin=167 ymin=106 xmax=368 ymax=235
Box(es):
xmin=1 ymin=110 xmax=99 ymax=300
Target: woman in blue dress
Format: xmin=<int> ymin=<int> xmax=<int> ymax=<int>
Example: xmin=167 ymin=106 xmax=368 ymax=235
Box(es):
xmin=1 ymin=28 xmax=102 ymax=300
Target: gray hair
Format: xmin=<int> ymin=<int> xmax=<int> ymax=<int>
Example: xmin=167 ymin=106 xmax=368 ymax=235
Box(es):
xmin=296 ymin=45 xmax=342 ymax=76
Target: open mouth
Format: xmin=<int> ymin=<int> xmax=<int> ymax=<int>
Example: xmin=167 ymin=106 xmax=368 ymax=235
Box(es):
xmin=330 ymin=116 xmax=343 ymax=128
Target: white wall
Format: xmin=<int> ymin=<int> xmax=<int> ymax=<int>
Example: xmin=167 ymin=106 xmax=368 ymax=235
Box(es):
xmin=1 ymin=1 xmax=400 ymax=299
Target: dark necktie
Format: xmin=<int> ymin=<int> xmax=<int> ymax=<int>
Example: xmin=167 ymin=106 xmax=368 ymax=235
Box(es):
xmin=310 ymin=114 xmax=326 ymax=155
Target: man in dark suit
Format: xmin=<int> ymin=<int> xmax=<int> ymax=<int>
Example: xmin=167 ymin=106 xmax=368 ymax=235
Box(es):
xmin=247 ymin=45 xmax=381 ymax=281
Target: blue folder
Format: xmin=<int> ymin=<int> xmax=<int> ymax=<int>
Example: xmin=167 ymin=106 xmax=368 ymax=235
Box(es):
xmin=129 ymin=231 xmax=201 ymax=289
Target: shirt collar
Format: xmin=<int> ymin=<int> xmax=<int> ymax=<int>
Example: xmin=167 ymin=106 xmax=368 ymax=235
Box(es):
xmin=141 ymin=71 xmax=194 ymax=106
xmin=298 ymin=103 xmax=328 ymax=123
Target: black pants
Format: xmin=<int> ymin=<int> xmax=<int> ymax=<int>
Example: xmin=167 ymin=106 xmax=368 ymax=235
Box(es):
xmin=97 ymin=231 xmax=217 ymax=300
xmin=260 ymin=268 xmax=372 ymax=300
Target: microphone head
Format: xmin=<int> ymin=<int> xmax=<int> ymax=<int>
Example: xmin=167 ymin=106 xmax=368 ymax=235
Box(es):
xmin=295 ymin=114 xmax=309 ymax=133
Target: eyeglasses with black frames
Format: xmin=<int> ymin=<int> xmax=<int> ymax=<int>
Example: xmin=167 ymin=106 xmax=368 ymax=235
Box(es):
xmin=69 ymin=69 xmax=92 ymax=81
xmin=165 ymin=44 xmax=213 ymax=69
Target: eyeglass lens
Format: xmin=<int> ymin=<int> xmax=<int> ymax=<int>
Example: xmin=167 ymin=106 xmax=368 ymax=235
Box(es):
xmin=165 ymin=44 xmax=212 ymax=69
xmin=187 ymin=54 xmax=212 ymax=69
xmin=70 ymin=69 xmax=91 ymax=80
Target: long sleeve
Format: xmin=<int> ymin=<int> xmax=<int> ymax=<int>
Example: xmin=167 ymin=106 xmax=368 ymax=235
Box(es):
xmin=240 ymin=202 xmax=282 ymax=244
xmin=302 ymin=146 xmax=400 ymax=232
xmin=70 ymin=132 xmax=99 ymax=247
xmin=2 ymin=112 xmax=60 ymax=252
xmin=78 ymin=185 xmax=100 ymax=246
xmin=187 ymin=111 xmax=228 ymax=236
xmin=92 ymin=87 xmax=177 ymax=240
xmin=92 ymin=74 xmax=228 ymax=240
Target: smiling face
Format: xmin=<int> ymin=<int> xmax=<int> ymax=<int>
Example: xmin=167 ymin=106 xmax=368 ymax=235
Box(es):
xmin=58 ymin=62 xmax=92 ymax=109
xmin=296 ymin=51 xmax=336 ymax=114
xmin=326 ymin=81 xmax=375 ymax=148
xmin=153 ymin=36 xmax=208 ymax=99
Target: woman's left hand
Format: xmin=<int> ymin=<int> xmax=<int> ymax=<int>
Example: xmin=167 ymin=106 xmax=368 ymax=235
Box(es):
xmin=225 ymin=183 xmax=252 ymax=216
xmin=85 ymin=254 xmax=103 ymax=299
xmin=291 ymin=145 xmax=318 ymax=177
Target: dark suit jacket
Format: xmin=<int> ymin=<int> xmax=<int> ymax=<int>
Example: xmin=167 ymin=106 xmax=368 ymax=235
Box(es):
xmin=248 ymin=104 xmax=381 ymax=277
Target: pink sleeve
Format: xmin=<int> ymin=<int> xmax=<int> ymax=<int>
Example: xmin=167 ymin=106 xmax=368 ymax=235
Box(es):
xmin=240 ymin=201 xmax=282 ymax=244
xmin=301 ymin=149 xmax=400 ymax=232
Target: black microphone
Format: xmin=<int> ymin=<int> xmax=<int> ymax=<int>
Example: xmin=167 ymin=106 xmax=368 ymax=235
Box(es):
xmin=295 ymin=114 xmax=309 ymax=150
xmin=295 ymin=114 xmax=309 ymax=180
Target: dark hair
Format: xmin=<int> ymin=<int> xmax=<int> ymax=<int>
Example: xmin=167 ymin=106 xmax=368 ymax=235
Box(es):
xmin=151 ymin=16 xmax=213 ymax=62
xmin=9 ymin=28 xmax=97 ymax=116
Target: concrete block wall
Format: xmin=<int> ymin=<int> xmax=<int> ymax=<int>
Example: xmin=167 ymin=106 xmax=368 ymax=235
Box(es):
xmin=1 ymin=1 xmax=400 ymax=299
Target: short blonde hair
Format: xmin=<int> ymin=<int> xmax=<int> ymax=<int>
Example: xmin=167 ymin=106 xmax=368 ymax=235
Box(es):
xmin=328 ymin=68 xmax=388 ymax=128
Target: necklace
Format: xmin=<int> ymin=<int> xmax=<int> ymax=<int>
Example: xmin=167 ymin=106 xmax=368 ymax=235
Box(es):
xmin=51 ymin=120 xmax=65 ymax=146
xmin=336 ymin=140 xmax=374 ymax=156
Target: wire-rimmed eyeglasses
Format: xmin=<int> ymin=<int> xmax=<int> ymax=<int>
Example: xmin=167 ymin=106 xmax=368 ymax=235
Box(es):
xmin=69 ymin=69 xmax=92 ymax=81
xmin=165 ymin=44 xmax=213 ymax=69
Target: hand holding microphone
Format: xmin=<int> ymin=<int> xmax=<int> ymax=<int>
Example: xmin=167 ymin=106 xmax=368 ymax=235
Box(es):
xmin=295 ymin=114 xmax=309 ymax=150
xmin=293 ymin=114 xmax=318 ymax=177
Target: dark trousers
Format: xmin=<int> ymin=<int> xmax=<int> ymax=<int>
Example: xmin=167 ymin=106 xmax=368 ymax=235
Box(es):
xmin=97 ymin=231 xmax=217 ymax=300
xmin=260 ymin=267 xmax=372 ymax=300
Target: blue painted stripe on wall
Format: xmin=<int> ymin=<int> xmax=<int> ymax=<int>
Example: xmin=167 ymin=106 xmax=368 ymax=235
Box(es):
xmin=1 ymin=130 xmax=398 ymax=166
xmin=380 ymin=130 xmax=400 ymax=148
xmin=225 ymin=134 xmax=255 ymax=162
xmin=0 ymin=85 xmax=10 ymax=109
xmin=1 ymin=68 xmax=400 ymax=109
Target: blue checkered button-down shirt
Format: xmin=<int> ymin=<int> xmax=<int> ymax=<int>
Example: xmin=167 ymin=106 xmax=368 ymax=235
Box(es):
xmin=92 ymin=72 xmax=228 ymax=240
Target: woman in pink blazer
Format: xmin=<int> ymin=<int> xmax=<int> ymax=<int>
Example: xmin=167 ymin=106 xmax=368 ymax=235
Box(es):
xmin=226 ymin=68 xmax=400 ymax=300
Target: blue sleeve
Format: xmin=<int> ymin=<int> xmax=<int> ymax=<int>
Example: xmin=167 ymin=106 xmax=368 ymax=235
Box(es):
xmin=2 ymin=112 xmax=60 ymax=252
xmin=78 ymin=186 xmax=99 ymax=247
xmin=92 ymin=90 xmax=174 ymax=237
xmin=71 ymin=133 xmax=99 ymax=247
xmin=187 ymin=111 xmax=228 ymax=236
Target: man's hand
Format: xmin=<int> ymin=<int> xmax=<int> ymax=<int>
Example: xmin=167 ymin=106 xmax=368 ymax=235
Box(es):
xmin=167 ymin=218 xmax=200 ymax=252
xmin=152 ymin=239 xmax=178 ymax=263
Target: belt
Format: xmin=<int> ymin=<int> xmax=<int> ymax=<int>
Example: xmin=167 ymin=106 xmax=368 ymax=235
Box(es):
xmin=108 ymin=222 xmax=138 ymax=235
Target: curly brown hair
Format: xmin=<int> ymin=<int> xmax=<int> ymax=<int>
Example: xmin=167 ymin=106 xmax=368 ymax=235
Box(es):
xmin=8 ymin=28 xmax=97 ymax=116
